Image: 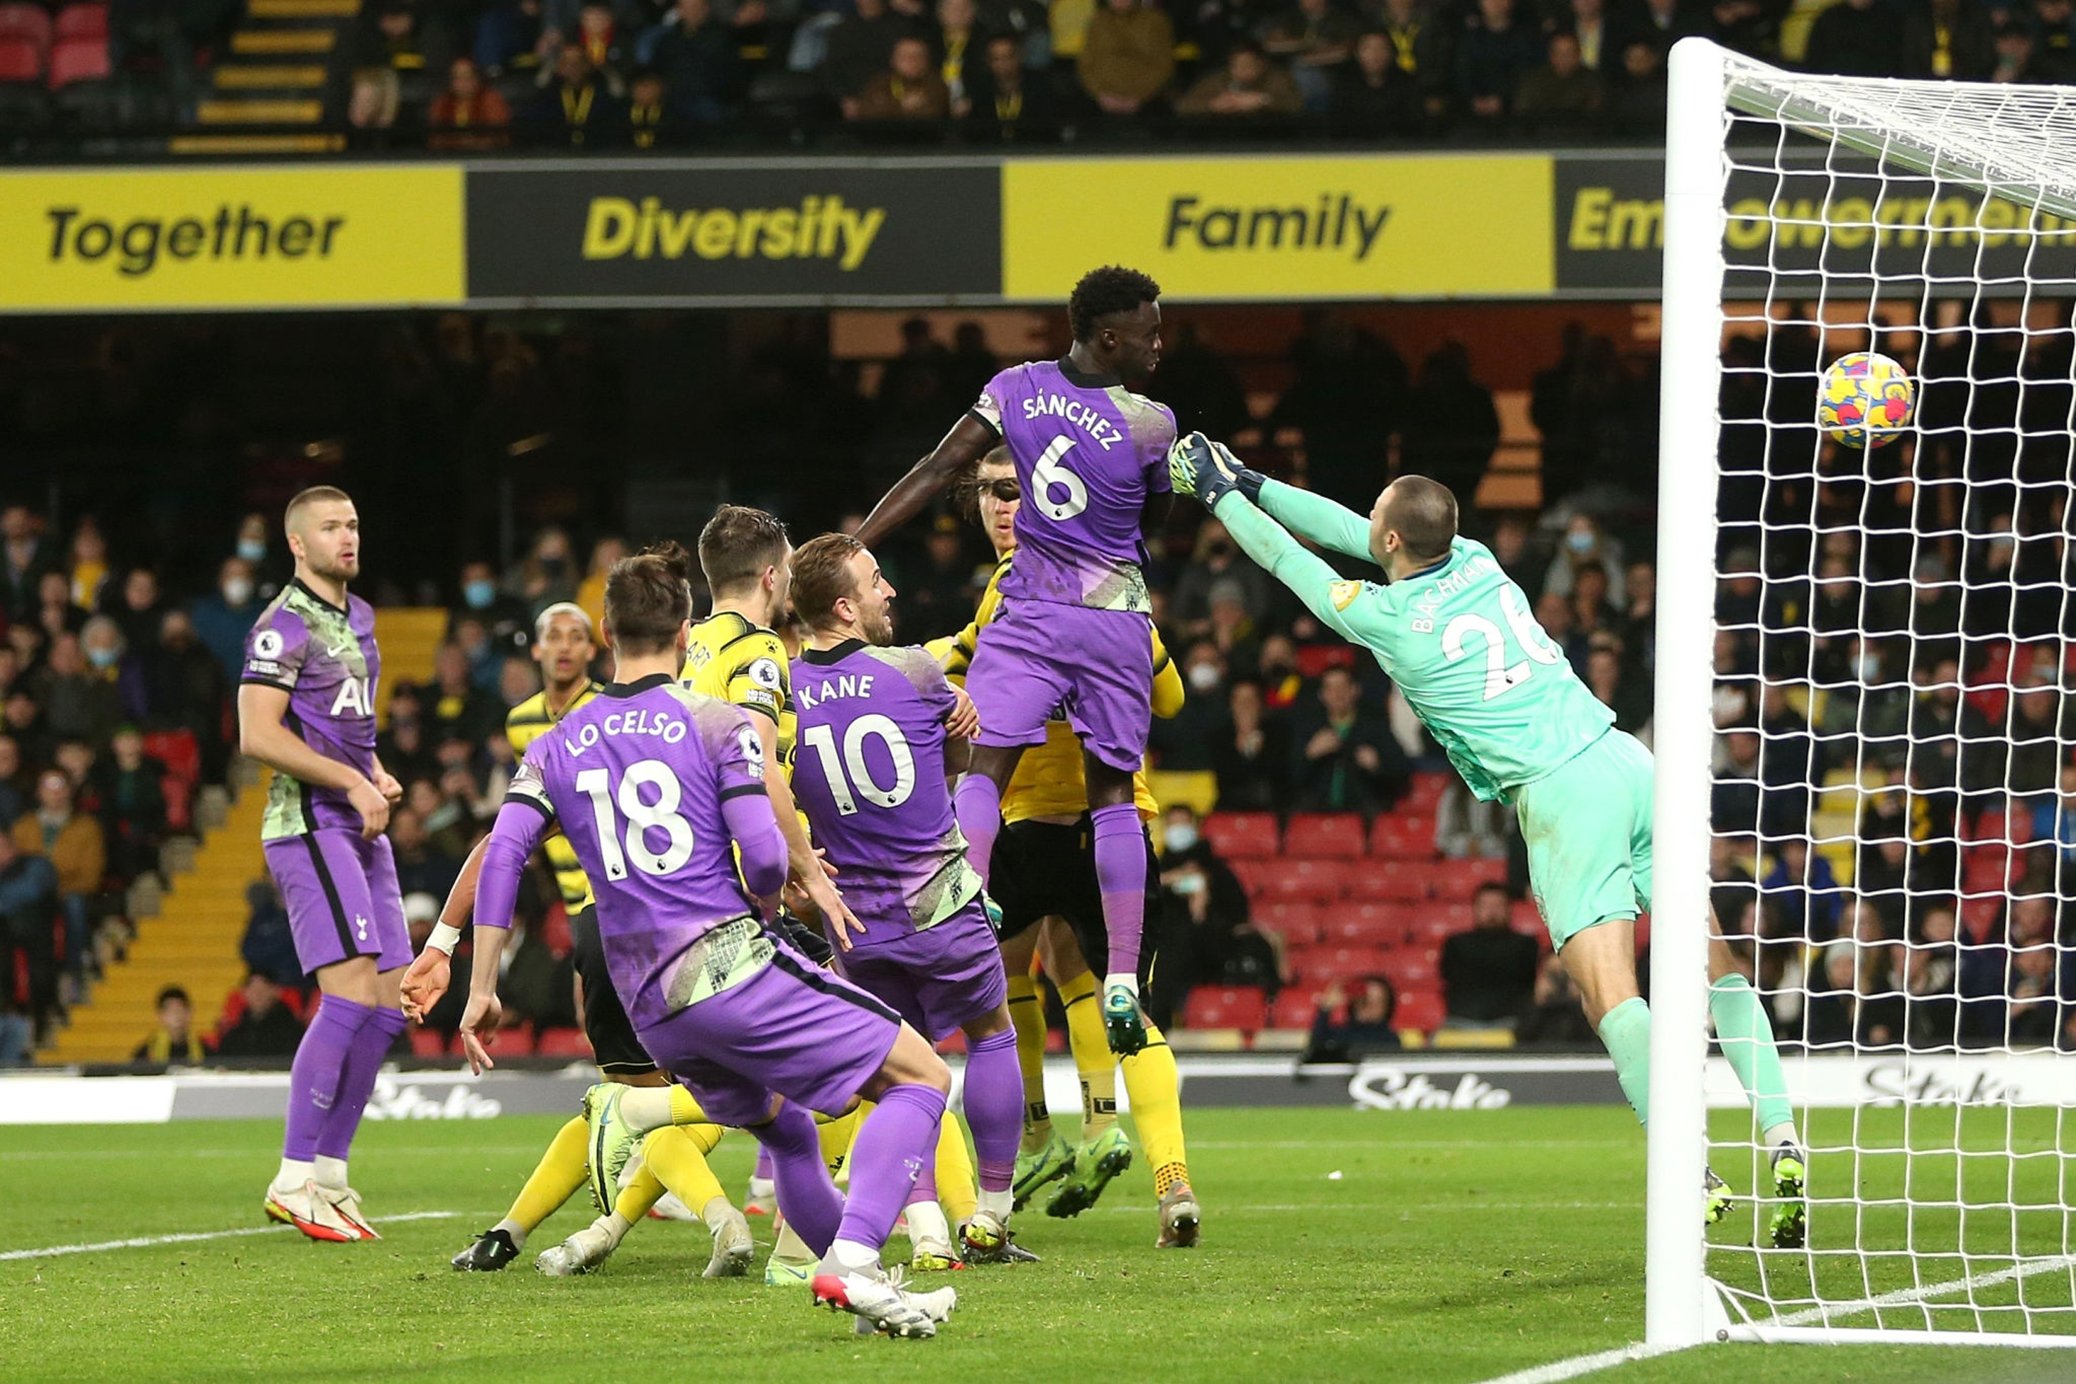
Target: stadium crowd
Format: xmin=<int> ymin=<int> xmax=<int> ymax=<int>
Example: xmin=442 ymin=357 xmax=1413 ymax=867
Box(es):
xmin=2 ymin=0 xmax=2071 ymax=139
xmin=7 ymin=304 xmax=2075 ymax=1067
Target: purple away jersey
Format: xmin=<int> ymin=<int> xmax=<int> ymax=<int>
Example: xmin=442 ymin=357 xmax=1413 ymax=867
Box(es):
xmin=791 ymin=638 xmax=1005 ymax=1039
xmin=241 ymin=578 xmax=382 ymax=842
xmin=500 ymin=674 xmax=766 ymax=1029
xmin=972 ymin=359 xmax=1177 ymax=613
xmin=789 ymin=640 xmax=981 ymax=945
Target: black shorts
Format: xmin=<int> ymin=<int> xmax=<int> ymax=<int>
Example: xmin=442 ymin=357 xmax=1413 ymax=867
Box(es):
xmin=988 ymin=816 xmax=1162 ymax=985
xmin=770 ymin=909 xmax=835 ymax=968
xmin=570 ymin=903 xmax=656 ymax=1077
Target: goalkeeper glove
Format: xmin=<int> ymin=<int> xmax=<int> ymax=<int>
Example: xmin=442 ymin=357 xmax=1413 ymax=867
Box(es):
xmin=1166 ymin=432 xmax=1263 ymax=510
xmin=1102 ymin=972 xmax=1148 ymax=1056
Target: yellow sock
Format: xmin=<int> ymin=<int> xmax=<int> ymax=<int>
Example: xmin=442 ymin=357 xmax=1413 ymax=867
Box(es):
xmin=817 ymin=1105 xmax=863 ymax=1179
xmin=616 ymin=1124 xmax=727 ymax=1223
xmin=1123 ymin=1020 xmax=1191 ymax=1198
xmin=935 ymin=1109 xmax=978 ymax=1225
xmin=1007 ymin=972 xmax=1052 ymax=1148
xmin=503 ymin=1114 xmax=590 ymax=1235
xmin=667 ymin=1084 xmax=707 ymax=1125
xmin=1058 ymin=971 xmax=1118 ymax=1139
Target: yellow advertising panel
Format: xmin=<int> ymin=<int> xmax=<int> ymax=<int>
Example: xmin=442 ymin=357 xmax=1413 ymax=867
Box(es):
xmin=0 ymin=166 xmax=465 ymax=311
xmin=1002 ymin=154 xmax=1555 ymax=302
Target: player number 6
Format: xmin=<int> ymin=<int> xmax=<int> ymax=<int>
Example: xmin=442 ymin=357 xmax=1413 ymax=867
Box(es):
xmin=1032 ymin=435 xmax=1089 ymax=521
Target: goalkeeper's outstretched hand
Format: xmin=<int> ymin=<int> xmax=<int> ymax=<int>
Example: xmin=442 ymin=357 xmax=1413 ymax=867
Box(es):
xmin=1166 ymin=431 xmax=1260 ymax=510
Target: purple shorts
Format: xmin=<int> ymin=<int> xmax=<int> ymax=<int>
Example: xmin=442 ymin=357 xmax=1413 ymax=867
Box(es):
xmin=263 ymin=830 xmax=410 ymax=977
xmin=638 ymin=936 xmax=902 ymax=1127
xmin=968 ymin=599 xmax=1153 ymax=772
xmin=836 ymin=900 xmax=1008 ymax=1043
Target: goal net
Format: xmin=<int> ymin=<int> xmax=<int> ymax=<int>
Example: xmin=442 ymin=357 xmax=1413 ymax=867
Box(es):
xmin=1651 ymin=38 xmax=2076 ymax=1349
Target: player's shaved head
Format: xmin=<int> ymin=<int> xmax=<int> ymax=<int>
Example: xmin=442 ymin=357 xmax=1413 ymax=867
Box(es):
xmin=698 ymin=504 xmax=791 ymax=597
xmin=284 ymin=485 xmax=352 ymax=535
xmin=605 ymin=541 xmax=694 ymax=656
xmin=1380 ymin=476 xmax=1457 ymax=565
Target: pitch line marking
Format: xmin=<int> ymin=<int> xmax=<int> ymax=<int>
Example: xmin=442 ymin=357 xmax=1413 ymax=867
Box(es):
xmin=0 ymin=1210 xmax=461 ymax=1261
xmin=1477 ymin=1254 xmax=2076 ymax=1382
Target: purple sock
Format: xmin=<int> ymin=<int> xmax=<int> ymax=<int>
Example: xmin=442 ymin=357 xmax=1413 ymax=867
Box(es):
xmin=953 ymin=775 xmax=1003 ymax=888
xmin=317 ymin=1005 xmax=405 ymax=1161
xmin=962 ymin=1028 xmax=1023 ymax=1194
xmin=906 ymin=1131 xmax=939 ymax=1208
xmin=1092 ymin=803 xmax=1148 ymax=979
xmin=283 ymin=996 xmax=373 ymax=1162
xmin=754 ymin=1147 xmax=774 ymax=1182
xmin=754 ymin=1100 xmax=844 ymax=1255
xmin=834 ymin=1083 xmax=947 ymax=1253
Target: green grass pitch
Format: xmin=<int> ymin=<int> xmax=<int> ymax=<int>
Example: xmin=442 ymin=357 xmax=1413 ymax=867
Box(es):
xmin=3 ymin=1105 xmax=2072 ymax=1382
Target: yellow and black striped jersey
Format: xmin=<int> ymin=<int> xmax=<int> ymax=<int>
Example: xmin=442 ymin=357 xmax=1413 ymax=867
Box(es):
xmin=682 ymin=610 xmax=795 ymax=768
xmin=928 ymin=552 xmax=1181 ymax=825
xmin=505 ymin=680 xmax=605 ymax=911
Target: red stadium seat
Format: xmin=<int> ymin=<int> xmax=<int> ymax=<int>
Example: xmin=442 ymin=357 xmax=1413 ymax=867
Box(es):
xmin=52 ymin=3 xmax=106 ymax=40
xmin=1510 ymin=899 xmax=1543 ymax=934
xmin=1289 ymin=945 xmax=1394 ymax=986
xmin=1393 ymin=989 xmax=1445 ymax=1034
xmin=1253 ymin=900 xmax=1326 ymax=946
xmin=1269 ymin=986 xmax=1321 ymax=1030
xmin=1383 ymin=951 xmax=1439 ymax=991
xmin=1254 ymin=858 xmax=1360 ymax=905
xmin=1367 ymin=862 xmax=1433 ymax=902
xmin=1286 ymin=813 xmax=1365 ymax=858
xmin=45 ymin=35 xmax=106 ymax=87
xmin=408 ymin=1028 xmax=449 ymax=1058
xmin=1436 ymin=858 xmax=1507 ymax=897
xmin=1320 ymin=910 xmax=1404 ymax=948
xmin=1368 ymin=814 xmax=1432 ymax=861
xmin=534 ymin=1027 xmax=593 ymax=1059
xmin=1407 ymin=772 xmax=1450 ymax=810
xmin=1203 ymin=811 xmax=1279 ymax=859
xmin=1182 ymin=984 xmax=1268 ymax=1032
xmin=0 ymin=33 xmax=37 ymax=80
xmin=935 ymin=1031 xmax=967 ymax=1056
xmin=1228 ymin=858 xmax=1275 ymax=898
xmin=1960 ymin=896 xmax=2003 ymax=941
xmin=0 ymin=4 xmax=49 ymax=54
xmin=1293 ymin=643 xmax=1355 ymax=680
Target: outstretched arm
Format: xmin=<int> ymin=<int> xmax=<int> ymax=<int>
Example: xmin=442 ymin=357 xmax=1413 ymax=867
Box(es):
xmin=855 ymin=415 xmax=1000 ymax=549
xmin=1253 ymin=477 xmax=1375 ymax=566
xmin=1211 ymin=491 xmax=1381 ymax=648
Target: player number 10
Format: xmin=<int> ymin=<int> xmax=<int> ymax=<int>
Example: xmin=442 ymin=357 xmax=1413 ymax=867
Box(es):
xmin=573 ymin=760 xmax=696 ymax=880
xmin=1441 ymin=587 xmax=1564 ymax=702
xmin=800 ymin=715 xmax=916 ymax=815
xmin=1032 ymin=435 xmax=1089 ymax=521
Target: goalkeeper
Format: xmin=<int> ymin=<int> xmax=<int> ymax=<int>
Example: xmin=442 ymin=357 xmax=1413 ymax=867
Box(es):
xmin=1168 ymin=435 xmax=1806 ymax=1249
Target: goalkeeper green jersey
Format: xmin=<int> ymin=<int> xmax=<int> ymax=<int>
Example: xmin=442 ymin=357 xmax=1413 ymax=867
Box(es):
xmin=1215 ymin=478 xmax=1614 ymax=802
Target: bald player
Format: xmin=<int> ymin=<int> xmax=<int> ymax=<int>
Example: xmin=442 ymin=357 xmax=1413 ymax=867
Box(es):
xmin=239 ymin=485 xmax=407 ymax=1242
xmin=1168 ymin=437 xmax=1805 ymax=1249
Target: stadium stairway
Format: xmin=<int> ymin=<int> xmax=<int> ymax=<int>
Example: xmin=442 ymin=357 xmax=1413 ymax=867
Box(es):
xmin=182 ymin=0 xmax=357 ymax=153
xmin=42 ymin=608 xmax=450 ymax=1064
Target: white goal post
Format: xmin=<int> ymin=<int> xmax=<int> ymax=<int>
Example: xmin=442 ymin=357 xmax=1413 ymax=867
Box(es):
xmin=1650 ymin=37 xmax=2076 ymax=1350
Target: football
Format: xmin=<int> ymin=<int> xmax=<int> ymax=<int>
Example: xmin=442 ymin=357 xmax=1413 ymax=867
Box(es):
xmin=1818 ymin=350 xmax=1915 ymax=448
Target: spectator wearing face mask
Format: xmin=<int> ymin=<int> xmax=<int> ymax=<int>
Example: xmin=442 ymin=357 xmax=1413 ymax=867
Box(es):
xmin=1542 ymin=512 xmax=1627 ymax=608
xmin=232 ymin=512 xmax=287 ymax=601
xmin=1153 ymin=639 xmax=1230 ymax=772
xmin=42 ymin=624 xmax=146 ymax=749
xmin=1157 ymin=804 xmax=1278 ymax=1016
xmin=452 ymin=559 xmax=532 ymax=650
xmin=190 ymin=557 xmax=263 ymax=683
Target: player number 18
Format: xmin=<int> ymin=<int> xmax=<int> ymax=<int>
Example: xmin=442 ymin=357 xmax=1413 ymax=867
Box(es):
xmin=1441 ymin=587 xmax=1564 ymax=701
xmin=573 ymin=760 xmax=696 ymax=880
